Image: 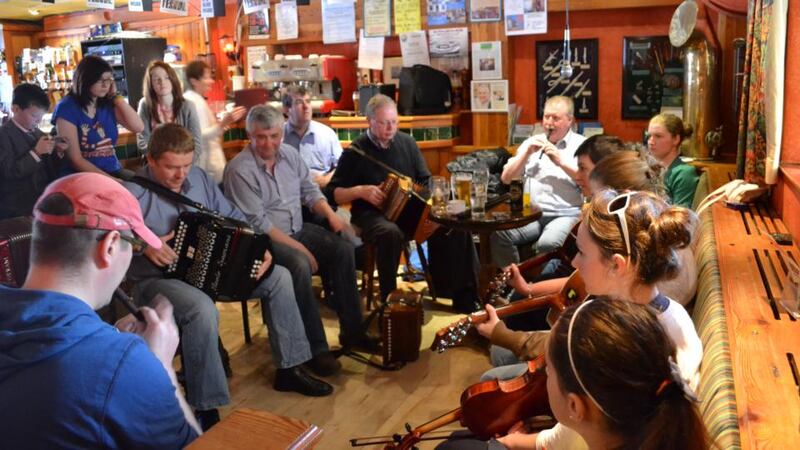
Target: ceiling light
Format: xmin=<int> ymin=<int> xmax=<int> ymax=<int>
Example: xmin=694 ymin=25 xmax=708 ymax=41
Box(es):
xmin=29 ymin=9 xmax=40 ymax=16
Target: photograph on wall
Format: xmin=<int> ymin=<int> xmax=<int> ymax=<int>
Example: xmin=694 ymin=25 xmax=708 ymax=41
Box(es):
xmin=243 ymin=0 xmax=269 ymax=14
xmin=248 ymin=9 xmax=270 ymax=39
xmin=471 ymin=80 xmax=508 ymax=112
xmin=536 ymin=38 xmax=598 ymax=119
xmin=160 ymin=0 xmax=188 ymax=16
xmin=472 ymin=41 xmax=502 ymax=80
xmin=470 ymin=0 xmax=501 ymax=22
xmin=504 ymin=0 xmax=546 ymax=35
xmin=622 ymin=36 xmax=683 ymax=119
xmin=428 ymin=0 xmax=467 ymax=26
xmin=382 ymin=57 xmax=404 ymax=87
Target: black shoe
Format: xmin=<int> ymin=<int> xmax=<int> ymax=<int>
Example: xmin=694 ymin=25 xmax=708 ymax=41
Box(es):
xmin=305 ymin=351 xmax=342 ymax=377
xmin=274 ymin=366 xmax=333 ymax=397
xmin=340 ymin=333 xmax=381 ymax=354
xmin=195 ymin=408 xmax=220 ymax=431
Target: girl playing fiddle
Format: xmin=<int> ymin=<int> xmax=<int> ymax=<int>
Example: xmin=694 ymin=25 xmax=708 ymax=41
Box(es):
xmin=535 ymin=298 xmax=710 ymax=450
xmin=472 ymin=190 xmax=703 ymax=449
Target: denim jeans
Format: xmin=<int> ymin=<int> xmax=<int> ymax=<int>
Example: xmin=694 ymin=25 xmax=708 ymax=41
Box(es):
xmin=490 ymin=214 xmax=580 ymax=267
xmin=134 ymin=266 xmax=312 ymax=410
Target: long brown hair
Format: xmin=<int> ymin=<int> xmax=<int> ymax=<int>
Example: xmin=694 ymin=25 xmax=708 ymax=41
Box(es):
xmin=583 ymin=190 xmax=697 ymax=285
xmin=650 ymin=113 xmax=693 ymax=142
xmin=589 ymin=151 xmax=664 ymax=196
xmin=142 ymin=60 xmax=185 ymax=124
xmin=549 ymin=298 xmax=711 ymax=450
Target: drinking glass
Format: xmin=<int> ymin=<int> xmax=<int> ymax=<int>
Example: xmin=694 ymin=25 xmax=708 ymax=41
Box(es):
xmin=431 ymin=176 xmax=448 ymax=216
xmin=471 ymin=167 xmax=489 ymax=219
xmin=451 ymin=171 xmax=473 ymax=208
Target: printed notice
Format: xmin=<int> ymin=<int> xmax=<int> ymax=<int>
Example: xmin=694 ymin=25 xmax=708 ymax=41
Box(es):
xmin=88 ymin=0 xmax=115 ymax=9
xmin=394 ymin=0 xmax=422 ymax=34
xmin=364 ymin=0 xmax=392 ymax=37
xmin=358 ymin=29 xmax=385 ymax=70
xmin=276 ymin=1 xmax=299 ymax=41
xmin=399 ymin=31 xmax=430 ymax=67
xmin=322 ymin=0 xmax=356 ymax=44
xmin=160 ymin=0 xmax=189 ymax=16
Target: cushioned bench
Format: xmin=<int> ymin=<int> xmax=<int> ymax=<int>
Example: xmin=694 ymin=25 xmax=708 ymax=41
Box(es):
xmin=691 ymin=203 xmax=742 ymax=449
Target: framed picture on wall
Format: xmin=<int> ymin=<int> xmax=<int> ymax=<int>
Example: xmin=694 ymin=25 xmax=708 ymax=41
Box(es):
xmin=471 ymin=80 xmax=508 ymax=112
xmin=535 ymin=39 xmax=598 ymax=120
xmin=622 ymin=36 xmax=683 ymax=119
xmin=470 ymin=0 xmax=502 ymax=22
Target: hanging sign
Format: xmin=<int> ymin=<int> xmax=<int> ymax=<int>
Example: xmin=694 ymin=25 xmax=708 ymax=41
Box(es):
xmin=128 ymin=0 xmax=153 ymax=11
xmin=201 ymin=0 xmax=225 ymax=17
xmin=160 ymin=0 xmax=189 ymax=16
xmin=87 ymin=0 xmax=115 ymax=9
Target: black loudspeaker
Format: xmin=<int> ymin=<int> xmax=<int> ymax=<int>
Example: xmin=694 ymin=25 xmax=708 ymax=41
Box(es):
xmin=398 ymin=65 xmax=452 ymax=115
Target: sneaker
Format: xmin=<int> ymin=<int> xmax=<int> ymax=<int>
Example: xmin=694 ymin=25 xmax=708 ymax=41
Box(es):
xmin=305 ymin=351 xmax=342 ymax=377
xmin=274 ymin=366 xmax=333 ymax=397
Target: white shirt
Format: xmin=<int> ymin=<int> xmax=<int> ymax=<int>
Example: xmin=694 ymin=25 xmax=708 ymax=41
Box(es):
xmin=184 ymin=89 xmax=226 ymax=184
xmin=282 ymin=120 xmax=343 ymax=179
xmin=536 ymin=297 xmax=702 ymax=450
xmin=511 ymin=130 xmax=586 ymax=217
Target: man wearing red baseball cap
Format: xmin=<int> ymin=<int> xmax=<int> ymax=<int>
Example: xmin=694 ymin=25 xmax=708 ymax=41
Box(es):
xmin=0 ymin=172 xmax=201 ymax=448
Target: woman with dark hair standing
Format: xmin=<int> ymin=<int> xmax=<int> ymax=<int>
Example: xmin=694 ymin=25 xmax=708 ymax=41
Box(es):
xmin=183 ymin=60 xmax=246 ymax=183
xmin=52 ymin=55 xmax=144 ymax=175
xmin=647 ymin=113 xmax=699 ymax=208
xmin=539 ymin=298 xmax=710 ymax=450
xmin=137 ymin=61 xmax=202 ymax=160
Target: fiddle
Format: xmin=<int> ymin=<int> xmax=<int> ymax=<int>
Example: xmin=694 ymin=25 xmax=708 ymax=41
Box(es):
xmin=350 ymin=357 xmax=555 ymax=449
xmin=431 ymin=270 xmax=587 ymax=353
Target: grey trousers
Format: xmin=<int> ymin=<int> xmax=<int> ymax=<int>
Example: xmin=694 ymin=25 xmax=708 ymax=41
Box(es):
xmin=134 ymin=265 xmax=312 ymax=410
xmin=490 ymin=214 xmax=580 ymax=267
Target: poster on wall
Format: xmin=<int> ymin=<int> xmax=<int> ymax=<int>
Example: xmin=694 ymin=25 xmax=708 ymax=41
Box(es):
xmin=470 ymin=0 xmax=501 ymax=22
xmin=395 ymin=0 xmax=422 ymax=33
xmin=471 ymin=80 xmax=508 ymax=112
xmin=160 ymin=0 xmax=189 ymax=16
xmin=504 ymin=0 xmax=546 ymax=35
xmin=87 ymin=0 xmax=115 ymax=10
xmin=472 ymin=41 xmax=502 ymax=80
xmin=276 ymin=1 xmax=299 ymax=40
xmin=248 ymin=9 xmax=270 ymax=39
xmin=622 ymin=36 xmax=683 ymax=119
xmin=322 ymin=0 xmax=356 ymax=44
xmin=427 ymin=0 xmax=467 ymax=26
xmin=399 ymin=31 xmax=430 ymax=67
xmin=535 ymin=38 xmax=598 ymax=119
xmin=358 ymin=29 xmax=386 ymax=70
xmin=129 ymin=0 xmax=153 ymax=12
xmin=363 ymin=0 xmax=392 ymax=36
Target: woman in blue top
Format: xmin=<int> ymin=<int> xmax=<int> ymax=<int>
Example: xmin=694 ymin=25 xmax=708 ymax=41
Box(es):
xmin=647 ymin=113 xmax=700 ymax=208
xmin=52 ymin=55 xmax=144 ymax=175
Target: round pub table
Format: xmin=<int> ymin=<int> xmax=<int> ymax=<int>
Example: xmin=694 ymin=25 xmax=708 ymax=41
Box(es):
xmin=429 ymin=203 xmax=542 ymax=300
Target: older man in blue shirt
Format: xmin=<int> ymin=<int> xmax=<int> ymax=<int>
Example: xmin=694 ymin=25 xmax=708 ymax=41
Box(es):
xmin=126 ymin=124 xmax=333 ymax=424
xmin=224 ymin=105 xmax=371 ymax=362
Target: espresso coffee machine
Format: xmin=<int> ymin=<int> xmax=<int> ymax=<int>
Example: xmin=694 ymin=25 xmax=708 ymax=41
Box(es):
xmin=253 ymin=55 xmax=356 ymax=114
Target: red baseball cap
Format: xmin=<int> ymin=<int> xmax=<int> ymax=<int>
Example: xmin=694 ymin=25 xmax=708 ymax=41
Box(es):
xmin=33 ymin=173 xmax=162 ymax=249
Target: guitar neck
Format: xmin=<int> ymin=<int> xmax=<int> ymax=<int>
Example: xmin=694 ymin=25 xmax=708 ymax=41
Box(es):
xmin=469 ymin=293 xmax=556 ymax=326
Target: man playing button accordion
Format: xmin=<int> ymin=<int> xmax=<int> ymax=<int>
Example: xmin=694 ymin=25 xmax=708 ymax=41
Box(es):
xmin=124 ymin=124 xmax=333 ymax=429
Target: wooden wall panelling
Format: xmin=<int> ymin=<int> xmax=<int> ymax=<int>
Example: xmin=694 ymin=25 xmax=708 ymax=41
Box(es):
xmin=1 ymin=22 xmax=42 ymax=85
xmin=713 ymin=10 xmax=747 ymax=159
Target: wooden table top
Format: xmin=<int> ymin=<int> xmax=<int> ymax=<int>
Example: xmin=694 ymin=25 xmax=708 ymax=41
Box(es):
xmin=186 ymin=408 xmax=323 ymax=450
xmin=429 ymin=203 xmax=542 ymax=234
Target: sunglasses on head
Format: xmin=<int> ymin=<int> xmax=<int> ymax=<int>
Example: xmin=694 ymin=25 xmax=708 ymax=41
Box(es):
xmin=606 ymin=192 xmax=634 ymax=257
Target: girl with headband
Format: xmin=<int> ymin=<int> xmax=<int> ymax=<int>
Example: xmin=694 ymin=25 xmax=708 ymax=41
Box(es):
xmin=454 ymin=190 xmax=704 ymax=449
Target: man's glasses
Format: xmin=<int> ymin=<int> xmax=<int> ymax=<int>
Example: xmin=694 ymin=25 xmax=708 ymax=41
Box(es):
xmin=607 ymin=192 xmax=634 ymax=256
xmin=97 ymin=232 xmax=147 ymax=256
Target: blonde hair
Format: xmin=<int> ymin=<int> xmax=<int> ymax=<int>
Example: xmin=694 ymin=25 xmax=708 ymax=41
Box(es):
xmin=589 ymin=151 xmax=665 ymax=196
xmin=650 ymin=113 xmax=693 ymax=141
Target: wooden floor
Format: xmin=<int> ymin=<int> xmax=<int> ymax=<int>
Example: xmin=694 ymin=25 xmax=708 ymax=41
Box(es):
xmin=212 ymin=280 xmax=491 ymax=450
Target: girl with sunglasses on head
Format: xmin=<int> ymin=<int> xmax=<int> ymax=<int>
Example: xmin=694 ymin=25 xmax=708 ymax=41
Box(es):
xmin=52 ymin=55 xmax=144 ymax=176
xmin=137 ymin=61 xmax=202 ymax=161
xmin=459 ymin=190 xmax=703 ymax=449
xmin=539 ymin=298 xmax=710 ymax=450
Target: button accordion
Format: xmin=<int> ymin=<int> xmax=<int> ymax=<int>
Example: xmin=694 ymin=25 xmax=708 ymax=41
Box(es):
xmin=0 ymin=217 xmax=33 ymax=288
xmin=165 ymin=211 xmax=273 ymax=300
xmin=381 ymin=173 xmax=433 ymax=244
xmin=381 ymin=290 xmax=424 ymax=366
